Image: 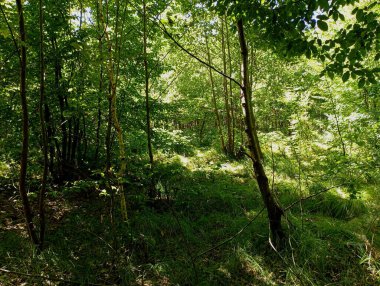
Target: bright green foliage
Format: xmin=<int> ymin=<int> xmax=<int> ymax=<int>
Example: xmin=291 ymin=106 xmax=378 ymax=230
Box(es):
xmin=0 ymin=0 xmax=379 ymax=285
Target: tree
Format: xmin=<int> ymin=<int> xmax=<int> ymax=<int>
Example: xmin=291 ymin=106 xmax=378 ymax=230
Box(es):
xmin=16 ymin=0 xmax=40 ymax=247
xmin=98 ymin=0 xmax=128 ymax=221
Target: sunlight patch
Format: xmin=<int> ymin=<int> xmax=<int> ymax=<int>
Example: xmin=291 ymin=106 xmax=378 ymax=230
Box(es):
xmin=220 ymin=163 xmax=244 ymax=174
xmin=335 ymin=187 xmax=348 ymax=199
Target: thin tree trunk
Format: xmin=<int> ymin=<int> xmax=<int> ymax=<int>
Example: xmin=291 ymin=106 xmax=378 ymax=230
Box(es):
xmin=143 ymin=0 xmax=153 ymax=167
xmin=82 ymin=115 xmax=87 ymax=161
xmin=94 ymin=2 xmax=104 ymax=163
xmin=225 ymin=16 xmax=236 ymax=154
xmin=44 ymin=103 xmax=55 ymax=176
xmin=143 ymin=0 xmax=155 ymax=199
xmin=106 ymin=98 xmax=114 ymax=223
xmin=205 ymin=35 xmax=226 ymax=152
xmin=52 ymin=38 xmax=67 ymax=166
xmin=38 ymin=0 xmax=48 ymax=251
xmin=16 ymin=0 xmax=39 ymax=247
xmin=199 ymin=112 xmax=206 ymax=144
xmin=221 ymin=18 xmax=233 ymax=155
xmin=237 ymin=19 xmax=284 ymax=244
xmin=99 ymin=0 xmax=128 ymax=221
xmin=330 ymin=96 xmax=346 ymax=156
xmin=71 ymin=118 xmax=80 ymax=164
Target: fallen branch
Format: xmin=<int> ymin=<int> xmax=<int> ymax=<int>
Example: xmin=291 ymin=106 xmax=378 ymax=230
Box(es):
xmin=283 ymin=184 xmax=346 ymax=212
xmin=195 ymin=207 xmax=265 ymax=259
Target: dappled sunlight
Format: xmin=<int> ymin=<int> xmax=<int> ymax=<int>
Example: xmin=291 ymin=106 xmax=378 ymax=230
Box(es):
xmin=0 ymin=0 xmax=379 ymax=284
xmin=335 ymin=187 xmax=348 ymax=198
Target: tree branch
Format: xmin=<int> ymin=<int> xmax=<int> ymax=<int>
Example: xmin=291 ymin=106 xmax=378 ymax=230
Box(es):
xmin=195 ymin=207 xmax=265 ymax=259
xmin=0 ymin=3 xmax=20 ymax=61
xmin=157 ymin=21 xmax=243 ymax=89
xmin=283 ymin=184 xmax=346 ymax=212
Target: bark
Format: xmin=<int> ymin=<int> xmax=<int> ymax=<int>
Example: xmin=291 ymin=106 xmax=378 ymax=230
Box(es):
xmin=143 ymin=0 xmax=156 ymax=199
xmin=237 ymin=19 xmax=284 ymax=243
xmin=94 ymin=3 xmax=103 ymax=163
xmin=70 ymin=118 xmax=80 ymax=164
xmin=52 ymin=38 xmax=67 ymax=165
xmin=44 ymin=103 xmax=55 ymax=176
xmin=106 ymin=98 xmax=114 ymax=223
xmin=199 ymin=113 xmax=207 ymax=144
xmin=225 ymin=16 xmax=236 ymax=153
xmin=143 ymin=0 xmax=154 ymax=167
xmin=99 ymin=0 xmax=127 ymax=221
xmin=38 ymin=0 xmax=48 ymax=251
xmin=205 ymin=35 xmax=226 ymax=152
xmin=82 ymin=115 xmax=87 ymax=161
xmin=16 ymin=0 xmax=39 ymax=247
xmin=221 ymin=18 xmax=233 ymax=155
xmin=330 ymin=96 xmax=346 ymax=156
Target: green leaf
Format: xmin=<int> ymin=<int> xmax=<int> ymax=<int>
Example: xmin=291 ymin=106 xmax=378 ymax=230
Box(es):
xmin=318 ymin=0 xmax=329 ymax=11
xmin=356 ymin=10 xmax=365 ymax=22
xmin=317 ymin=14 xmax=328 ymax=21
xmin=306 ymin=49 xmax=311 ymax=59
xmin=317 ymin=21 xmax=328 ymax=31
xmin=298 ymin=20 xmax=306 ymax=31
xmin=333 ymin=12 xmax=339 ymax=21
xmin=342 ymin=71 xmax=350 ymax=82
xmin=368 ymin=76 xmax=377 ymax=85
xmin=358 ymin=78 xmax=366 ymax=88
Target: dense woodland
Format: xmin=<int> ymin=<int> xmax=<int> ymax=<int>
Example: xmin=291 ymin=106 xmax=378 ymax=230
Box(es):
xmin=0 ymin=0 xmax=379 ymax=285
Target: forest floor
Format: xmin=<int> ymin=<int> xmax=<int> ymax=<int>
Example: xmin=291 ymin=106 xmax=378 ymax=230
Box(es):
xmin=0 ymin=149 xmax=379 ymax=285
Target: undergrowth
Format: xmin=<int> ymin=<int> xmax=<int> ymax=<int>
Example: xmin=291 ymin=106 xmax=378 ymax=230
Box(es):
xmin=0 ymin=150 xmax=379 ymax=285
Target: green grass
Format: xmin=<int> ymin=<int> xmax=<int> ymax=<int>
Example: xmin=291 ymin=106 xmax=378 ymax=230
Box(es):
xmin=0 ymin=150 xmax=379 ymax=285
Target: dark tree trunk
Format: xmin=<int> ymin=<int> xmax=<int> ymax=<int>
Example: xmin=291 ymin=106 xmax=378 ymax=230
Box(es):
xmin=71 ymin=118 xmax=80 ymax=164
xmin=143 ymin=0 xmax=155 ymax=199
xmin=16 ymin=0 xmax=39 ymax=247
xmin=43 ymin=102 xmax=55 ymax=176
xmin=38 ymin=0 xmax=48 ymax=251
xmin=52 ymin=39 xmax=67 ymax=165
xmin=94 ymin=34 xmax=103 ymax=163
xmin=237 ymin=19 xmax=284 ymax=244
xmin=143 ymin=0 xmax=153 ymax=167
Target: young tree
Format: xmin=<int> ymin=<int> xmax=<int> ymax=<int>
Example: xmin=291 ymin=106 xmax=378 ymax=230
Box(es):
xmin=16 ymin=0 xmax=40 ymax=247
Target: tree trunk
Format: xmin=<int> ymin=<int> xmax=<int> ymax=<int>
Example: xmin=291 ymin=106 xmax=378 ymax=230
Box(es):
xmin=70 ymin=118 xmax=80 ymax=164
xmin=237 ymin=19 xmax=284 ymax=243
xmin=221 ymin=18 xmax=233 ymax=155
xmin=44 ymin=103 xmax=55 ymax=177
xmin=98 ymin=0 xmax=127 ymax=221
xmin=52 ymin=38 xmax=67 ymax=166
xmin=16 ymin=0 xmax=39 ymax=247
xmin=205 ymin=35 xmax=226 ymax=152
xmin=94 ymin=36 xmax=103 ymax=163
xmin=38 ymin=0 xmax=48 ymax=251
xmin=225 ymin=16 xmax=236 ymax=154
xmin=143 ymin=0 xmax=155 ymax=199
xmin=143 ymin=0 xmax=153 ymax=167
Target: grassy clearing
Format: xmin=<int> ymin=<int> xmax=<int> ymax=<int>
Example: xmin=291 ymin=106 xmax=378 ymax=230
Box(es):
xmin=0 ymin=149 xmax=379 ymax=285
